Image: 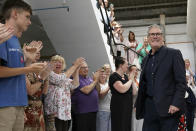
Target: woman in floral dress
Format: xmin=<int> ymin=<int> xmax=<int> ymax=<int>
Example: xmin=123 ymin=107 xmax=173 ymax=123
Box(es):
xmin=44 ymin=55 xmax=84 ymax=131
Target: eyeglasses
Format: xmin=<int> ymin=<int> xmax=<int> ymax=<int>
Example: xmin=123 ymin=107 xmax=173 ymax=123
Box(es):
xmin=136 ymin=69 xmax=141 ymax=72
xmin=80 ymin=66 xmax=89 ymax=69
xmin=148 ymin=33 xmax=162 ymax=37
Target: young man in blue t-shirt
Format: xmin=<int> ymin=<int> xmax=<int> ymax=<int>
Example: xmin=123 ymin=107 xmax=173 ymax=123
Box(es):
xmin=0 ymin=1 xmax=46 ymax=131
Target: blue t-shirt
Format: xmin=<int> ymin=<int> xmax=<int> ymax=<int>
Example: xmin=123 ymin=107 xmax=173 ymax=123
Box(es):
xmin=0 ymin=36 xmax=27 ymax=107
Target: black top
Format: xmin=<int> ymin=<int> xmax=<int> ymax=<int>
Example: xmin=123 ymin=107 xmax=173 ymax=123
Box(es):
xmin=109 ymin=72 xmax=132 ymax=131
xmin=109 ymin=72 xmax=132 ymax=95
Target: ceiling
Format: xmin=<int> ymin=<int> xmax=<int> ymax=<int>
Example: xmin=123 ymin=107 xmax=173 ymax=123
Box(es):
xmin=112 ymin=0 xmax=186 ymax=7
xmin=112 ymin=0 xmax=187 ymax=21
xmin=0 ymin=0 xmax=187 ymax=22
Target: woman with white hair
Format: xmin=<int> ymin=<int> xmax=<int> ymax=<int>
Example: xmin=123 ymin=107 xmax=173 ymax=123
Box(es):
xmin=44 ymin=55 xmax=84 ymax=131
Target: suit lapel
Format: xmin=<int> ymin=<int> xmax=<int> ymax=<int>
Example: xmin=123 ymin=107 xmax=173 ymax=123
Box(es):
xmin=153 ymin=46 xmax=168 ymax=73
xmin=140 ymin=55 xmax=149 ymax=79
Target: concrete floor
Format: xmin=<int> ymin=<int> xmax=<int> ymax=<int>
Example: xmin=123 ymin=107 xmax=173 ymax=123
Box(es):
xmin=68 ymin=118 xmax=196 ymax=131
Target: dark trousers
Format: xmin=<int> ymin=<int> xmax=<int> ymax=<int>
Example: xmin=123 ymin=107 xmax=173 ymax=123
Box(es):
xmin=74 ymin=112 xmax=97 ymax=131
xmin=71 ymin=110 xmax=76 ymax=131
xmin=55 ymin=117 xmax=69 ymax=131
xmin=143 ymin=97 xmax=179 ymax=131
xmin=185 ymin=105 xmax=195 ymax=131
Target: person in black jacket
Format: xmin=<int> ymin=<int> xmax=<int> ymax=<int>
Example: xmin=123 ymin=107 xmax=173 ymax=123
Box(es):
xmin=185 ymin=74 xmax=196 ymax=131
xmin=135 ymin=24 xmax=186 ymax=131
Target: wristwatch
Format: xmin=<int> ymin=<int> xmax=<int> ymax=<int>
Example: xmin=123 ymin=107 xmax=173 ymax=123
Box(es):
xmin=37 ymin=75 xmax=44 ymax=84
xmin=38 ymin=78 xmax=44 ymax=83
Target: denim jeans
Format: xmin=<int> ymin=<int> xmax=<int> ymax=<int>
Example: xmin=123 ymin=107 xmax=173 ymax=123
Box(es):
xmin=96 ymin=111 xmax=111 ymax=131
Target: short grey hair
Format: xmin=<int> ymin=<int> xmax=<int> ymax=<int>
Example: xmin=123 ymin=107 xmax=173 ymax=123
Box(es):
xmin=147 ymin=24 xmax=163 ymax=35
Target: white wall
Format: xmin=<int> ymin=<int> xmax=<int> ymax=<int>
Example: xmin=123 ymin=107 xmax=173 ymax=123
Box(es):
xmin=187 ymin=0 xmax=196 ymax=42
xmin=187 ymin=0 xmax=196 ymax=72
xmin=25 ymin=0 xmax=112 ymax=73
xmin=121 ymin=24 xmax=195 ymax=72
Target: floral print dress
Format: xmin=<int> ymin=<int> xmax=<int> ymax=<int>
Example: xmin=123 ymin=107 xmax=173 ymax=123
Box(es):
xmin=44 ymin=71 xmax=76 ymax=130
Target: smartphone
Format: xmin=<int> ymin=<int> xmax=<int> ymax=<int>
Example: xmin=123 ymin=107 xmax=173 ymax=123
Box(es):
xmin=46 ymin=62 xmax=55 ymax=71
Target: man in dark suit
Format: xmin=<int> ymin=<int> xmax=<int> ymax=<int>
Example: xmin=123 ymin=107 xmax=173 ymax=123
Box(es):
xmin=135 ymin=24 xmax=186 ymax=131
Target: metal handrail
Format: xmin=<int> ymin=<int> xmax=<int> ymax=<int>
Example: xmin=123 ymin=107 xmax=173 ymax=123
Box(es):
xmin=98 ymin=3 xmax=115 ymax=56
xmin=99 ymin=0 xmax=144 ymax=61
xmin=115 ymin=43 xmax=144 ymax=57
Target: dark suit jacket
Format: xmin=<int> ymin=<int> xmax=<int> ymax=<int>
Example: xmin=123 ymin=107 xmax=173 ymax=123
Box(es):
xmin=135 ymin=46 xmax=186 ymax=120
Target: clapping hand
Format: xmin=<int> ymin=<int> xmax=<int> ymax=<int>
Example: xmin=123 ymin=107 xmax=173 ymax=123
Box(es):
xmin=0 ymin=23 xmax=14 ymax=44
xmin=128 ymin=70 xmax=136 ymax=80
xmin=93 ymin=70 xmax=100 ymax=82
xmin=29 ymin=62 xmax=47 ymax=74
xmin=143 ymin=37 xmax=148 ymax=48
xmin=74 ymin=57 xmax=85 ymax=66
xmin=39 ymin=62 xmax=55 ymax=80
xmin=26 ymin=40 xmax=43 ymax=53
xmin=23 ymin=41 xmax=43 ymax=61
xmin=119 ymin=29 xmax=124 ymax=34
xmin=124 ymin=46 xmax=128 ymax=51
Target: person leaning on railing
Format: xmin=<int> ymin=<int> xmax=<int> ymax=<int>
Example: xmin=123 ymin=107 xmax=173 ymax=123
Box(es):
xmin=113 ymin=23 xmax=124 ymax=56
xmin=99 ymin=0 xmax=115 ymax=33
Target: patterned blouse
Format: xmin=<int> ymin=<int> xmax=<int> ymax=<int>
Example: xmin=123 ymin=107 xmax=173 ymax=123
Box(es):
xmin=44 ymin=71 xmax=76 ymax=121
xmin=24 ymin=73 xmax=46 ymax=131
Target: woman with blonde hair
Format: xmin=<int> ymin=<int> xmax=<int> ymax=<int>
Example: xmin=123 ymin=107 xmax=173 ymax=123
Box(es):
xmin=96 ymin=67 xmax=112 ymax=131
xmin=185 ymin=59 xmax=195 ymax=78
xmin=44 ymin=55 xmax=84 ymax=131
xmin=103 ymin=64 xmax=111 ymax=80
